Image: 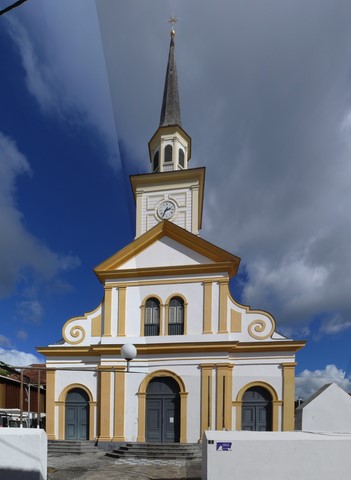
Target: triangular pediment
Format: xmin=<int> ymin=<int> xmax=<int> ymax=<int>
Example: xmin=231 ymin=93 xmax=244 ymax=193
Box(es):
xmin=94 ymin=220 xmax=240 ymax=282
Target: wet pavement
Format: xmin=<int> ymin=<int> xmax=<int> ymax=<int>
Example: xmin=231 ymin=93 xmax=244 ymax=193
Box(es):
xmin=47 ymin=451 xmax=202 ymax=480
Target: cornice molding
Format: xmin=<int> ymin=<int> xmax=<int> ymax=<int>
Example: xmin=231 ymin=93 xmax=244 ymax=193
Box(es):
xmin=37 ymin=340 xmax=306 ymax=357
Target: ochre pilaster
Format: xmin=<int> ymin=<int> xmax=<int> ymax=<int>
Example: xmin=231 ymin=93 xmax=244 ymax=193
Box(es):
xmin=137 ymin=392 xmax=146 ymax=442
xmin=200 ymin=364 xmax=215 ymax=439
xmin=98 ymin=369 xmax=112 ymax=441
xmin=282 ymin=362 xmax=297 ymax=431
xmin=203 ymin=282 xmax=213 ymax=334
xmin=46 ymin=370 xmax=56 ymax=440
xmin=103 ymin=287 xmax=113 ymax=337
xmin=216 ymin=363 xmax=233 ymax=430
xmin=218 ymin=281 xmax=228 ymax=333
xmin=117 ymin=286 xmax=126 ymax=336
xmin=179 ymin=392 xmax=188 ymax=443
xmin=113 ymin=368 xmax=126 ymax=441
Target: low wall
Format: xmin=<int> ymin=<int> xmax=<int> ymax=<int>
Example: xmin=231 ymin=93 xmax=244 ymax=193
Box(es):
xmin=203 ymin=430 xmax=351 ymax=480
xmin=0 ymin=428 xmax=47 ymax=480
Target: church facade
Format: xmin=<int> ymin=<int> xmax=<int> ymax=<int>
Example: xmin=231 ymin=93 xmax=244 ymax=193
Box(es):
xmin=38 ymin=30 xmax=305 ymax=444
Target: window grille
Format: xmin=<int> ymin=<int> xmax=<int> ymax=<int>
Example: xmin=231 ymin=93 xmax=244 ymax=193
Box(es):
xmin=168 ymin=297 xmax=184 ymax=335
xmin=144 ymin=298 xmax=160 ymax=336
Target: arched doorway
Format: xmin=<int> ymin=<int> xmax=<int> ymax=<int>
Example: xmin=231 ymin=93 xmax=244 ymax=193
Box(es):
xmin=146 ymin=377 xmax=180 ymax=443
xmin=65 ymin=388 xmax=89 ymax=440
xmin=242 ymin=386 xmax=272 ymax=431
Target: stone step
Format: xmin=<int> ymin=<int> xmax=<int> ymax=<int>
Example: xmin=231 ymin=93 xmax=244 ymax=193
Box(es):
xmin=48 ymin=440 xmax=97 ymax=455
xmin=106 ymin=442 xmax=202 ymax=460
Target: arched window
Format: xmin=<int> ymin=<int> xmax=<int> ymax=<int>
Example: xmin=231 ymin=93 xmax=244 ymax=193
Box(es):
xmin=153 ymin=151 xmax=159 ymax=171
xmin=164 ymin=145 xmax=173 ymax=162
xmin=168 ymin=297 xmax=184 ymax=335
xmin=179 ymin=148 xmax=185 ymax=168
xmin=144 ymin=298 xmax=160 ymax=336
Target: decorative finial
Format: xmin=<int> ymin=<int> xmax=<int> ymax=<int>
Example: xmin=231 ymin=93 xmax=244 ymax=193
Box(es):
xmin=168 ymin=16 xmax=178 ymax=37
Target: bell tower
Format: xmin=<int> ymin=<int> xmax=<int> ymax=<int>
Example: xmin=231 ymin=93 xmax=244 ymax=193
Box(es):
xmin=131 ymin=25 xmax=205 ymax=238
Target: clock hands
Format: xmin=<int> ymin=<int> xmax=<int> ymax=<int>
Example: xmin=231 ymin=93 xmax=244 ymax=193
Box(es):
xmin=157 ymin=200 xmax=175 ymax=219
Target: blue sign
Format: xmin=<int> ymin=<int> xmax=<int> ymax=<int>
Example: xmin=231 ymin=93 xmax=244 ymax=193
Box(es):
xmin=216 ymin=442 xmax=232 ymax=451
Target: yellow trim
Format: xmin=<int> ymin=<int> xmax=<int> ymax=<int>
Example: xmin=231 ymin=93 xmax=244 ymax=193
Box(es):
xmin=248 ymin=319 xmax=275 ymax=340
xmin=97 ymin=263 xmax=236 ymax=282
xmin=99 ymin=370 xmax=112 ymax=441
xmin=46 ymin=370 xmax=56 ymax=440
xmin=200 ymin=364 xmax=215 ymax=438
xmin=282 ymin=363 xmax=297 ymax=431
xmin=107 ymin=276 xmax=227 ymax=288
xmin=235 ymin=381 xmax=279 ymax=431
xmin=165 ymin=293 xmax=188 ymax=336
xmin=37 ymin=340 xmax=306 ymax=357
xmin=137 ymin=370 xmax=188 ymax=443
xmin=203 ymin=281 xmax=213 ymax=334
xmin=137 ymin=392 xmax=146 ymax=441
xmin=94 ymin=219 xmax=240 ymax=280
xmin=57 ymin=383 xmax=95 ymax=441
xmin=117 ymin=286 xmax=126 ymax=336
xmin=216 ymin=364 xmax=233 ymax=430
xmin=113 ymin=367 xmax=126 ymax=441
xmin=91 ymin=314 xmax=102 ymax=337
xmin=231 ymin=309 xmax=242 ymax=333
xmin=226 ymin=285 xmax=278 ymax=335
xmin=103 ymin=287 xmax=113 ymax=337
xmin=218 ymin=281 xmax=228 ymax=333
xmin=140 ymin=294 xmax=164 ymax=336
xmin=62 ymin=303 xmax=101 ymax=345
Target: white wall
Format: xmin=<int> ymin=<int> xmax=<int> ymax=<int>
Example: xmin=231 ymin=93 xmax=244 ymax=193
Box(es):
xmin=0 ymin=428 xmax=47 ymax=480
xmin=203 ymin=431 xmax=351 ymax=480
xmin=295 ymin=383 xmax=351 ymax=432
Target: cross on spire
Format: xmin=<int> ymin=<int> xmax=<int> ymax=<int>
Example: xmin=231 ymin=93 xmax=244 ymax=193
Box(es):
xmin=168 ymin=16 xmax=178 ymax=36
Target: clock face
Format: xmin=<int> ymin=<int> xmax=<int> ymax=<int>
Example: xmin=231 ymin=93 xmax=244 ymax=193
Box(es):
xmin=157 ymin=200 xmax=176 ymax=220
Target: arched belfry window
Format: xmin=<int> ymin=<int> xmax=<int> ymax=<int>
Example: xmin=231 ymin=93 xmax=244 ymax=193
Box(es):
xmin=168 ymin=297 xmax=184 ymax=335
xmin=145 ymin=298 xmax=160 ymax=336
xmin=164 ymin=145 xmax=173 ymax=163
xmin=179 ymin=148 xmax=185 ymax=168
xmin=153 ymin=151 xmax=159 ymax=171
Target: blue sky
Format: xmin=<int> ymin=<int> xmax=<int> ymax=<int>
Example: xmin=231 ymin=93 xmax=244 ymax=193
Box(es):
xmin=1 ymin=1 xmax=351 ymax=399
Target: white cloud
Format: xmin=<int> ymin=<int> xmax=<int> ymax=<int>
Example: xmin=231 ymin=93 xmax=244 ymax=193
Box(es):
xmin=0 ymin=131 xmax=80 ymax=297
xmin=296 ymin=364 xmax=351 ymax=400
xmin=16 ymin=330 xmax=28 ymax=341
xmin=16 ymin=300 xmax=44 ymax=325
xmin=5 ymin=1 xmax=119 ymax=170
xmin=0 ymin=335 xmax=12 ymax=348
xmin=319 ymin=315 xmax=351 ymax=335
xmin=5 ymin=15 xmax=59 ymax=116
xmin=0 ymin=348 xmax=40 ymax=367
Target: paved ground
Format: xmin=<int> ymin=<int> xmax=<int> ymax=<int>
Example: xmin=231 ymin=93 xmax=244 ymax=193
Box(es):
xmin=47 ymin=452 xmax=202 ymax=480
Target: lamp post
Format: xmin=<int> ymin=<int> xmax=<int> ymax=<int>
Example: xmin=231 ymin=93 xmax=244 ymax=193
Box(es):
xmin=121 ymin=344 xmax=137 ymax=372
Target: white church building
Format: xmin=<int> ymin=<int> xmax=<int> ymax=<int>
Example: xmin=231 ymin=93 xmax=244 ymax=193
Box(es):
xmin=38 ymin=29 xmax=305 ymax=444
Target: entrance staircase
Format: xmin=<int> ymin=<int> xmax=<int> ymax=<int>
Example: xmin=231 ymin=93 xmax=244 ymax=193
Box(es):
xmin=106 ymin=442 xmax=202 ymax=461
xmin=48 ymin=440 xmax=98 ymax=455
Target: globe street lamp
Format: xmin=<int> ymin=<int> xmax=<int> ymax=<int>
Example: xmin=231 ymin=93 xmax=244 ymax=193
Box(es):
xmin=121 ymin=344 xmax=137 ymax=372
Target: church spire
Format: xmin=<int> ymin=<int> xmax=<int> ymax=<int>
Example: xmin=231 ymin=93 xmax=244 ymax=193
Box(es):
xmin=148 ymin=23 xmax=191 ymax=173
xmin=159 ymin=29 xmax=181 ymax=127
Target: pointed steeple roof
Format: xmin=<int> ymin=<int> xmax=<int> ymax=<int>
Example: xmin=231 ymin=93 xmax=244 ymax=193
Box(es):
xmin=159 ymin=30 xmax=181 ymax=127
